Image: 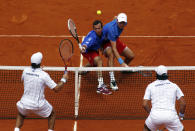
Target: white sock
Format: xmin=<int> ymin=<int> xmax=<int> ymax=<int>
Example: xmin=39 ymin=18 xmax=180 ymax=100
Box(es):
xmin=14 ymin=127 xmax=20 ymax=131
xmin=48 ymin=129 xmax=54 ymax=131
xmin=109 ymin=71 xmax=115 ymax=82
xmin=98 ymin=77 xmax=104 ymax=87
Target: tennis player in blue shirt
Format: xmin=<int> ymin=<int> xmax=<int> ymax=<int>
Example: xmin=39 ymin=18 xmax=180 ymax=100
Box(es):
xmin=102 ymin=13 xmax=134 ymax=67
xmin=101 ymin=13 xmax=135 ymax=91
xmin=80 ymin=20 xmax=112 ymax=95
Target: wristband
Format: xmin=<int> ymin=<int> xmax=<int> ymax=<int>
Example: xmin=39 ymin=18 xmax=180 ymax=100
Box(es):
xmin=60 ymin=78 xmax=67 ymax=83
xmin=179 ymin=112 xmax=184 ymax=118
xmin=118 ymin=58 xmax=124 ymax=65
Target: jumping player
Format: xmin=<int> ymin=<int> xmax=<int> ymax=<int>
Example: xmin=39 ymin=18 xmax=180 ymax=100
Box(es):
xmin=14 ymin=52 xmax=69 ymax=131
xmin=143 ymin=65 xmax=186 ymax=131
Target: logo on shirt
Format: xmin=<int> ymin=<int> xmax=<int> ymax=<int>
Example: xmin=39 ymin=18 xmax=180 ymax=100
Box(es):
xmin=26 ymin=73 xmax=39 ymax=77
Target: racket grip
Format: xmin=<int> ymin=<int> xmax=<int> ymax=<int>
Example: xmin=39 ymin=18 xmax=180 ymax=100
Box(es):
xmin=79 ymin=44 xmax=82 ymax=50
xmin=64 ymin=67 xmax=68 ymax=74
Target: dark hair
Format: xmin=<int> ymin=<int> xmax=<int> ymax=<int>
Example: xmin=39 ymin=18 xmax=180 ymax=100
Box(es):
xmin=93 ymin=20 xmax=103 ymax=28
xmin=31 ymin=63 xmax=40 ymax=69
xmin=156 ymin=73 xmax=168 ymax=80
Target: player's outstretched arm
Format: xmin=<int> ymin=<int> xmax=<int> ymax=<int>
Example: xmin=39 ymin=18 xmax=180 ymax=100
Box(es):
xmin=53 ymin=73 xmax=69 ymax=93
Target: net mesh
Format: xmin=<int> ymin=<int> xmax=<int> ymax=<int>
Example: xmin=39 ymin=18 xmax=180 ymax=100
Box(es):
xmin=0 ymin=66 xmax=195 ymax=119
xmin=0 ymin=68 xmax=75 ymax=119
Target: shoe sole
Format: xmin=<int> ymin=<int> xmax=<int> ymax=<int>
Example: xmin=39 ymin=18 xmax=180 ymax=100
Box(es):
xmin=111 ymin=88 xmax=119 ymax=91
xmin=96 ymin=91 xmax=112 ymax=95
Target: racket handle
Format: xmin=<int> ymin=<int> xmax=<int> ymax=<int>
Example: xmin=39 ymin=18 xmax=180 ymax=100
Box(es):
xmin=64 ymin=67 xmax=68 ymax=74
xmin=79 ymin=44 xmax=82 ymax=50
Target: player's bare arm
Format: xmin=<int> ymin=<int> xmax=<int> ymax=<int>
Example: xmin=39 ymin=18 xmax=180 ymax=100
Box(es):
xmin=110 ymin=40 xmax=128 ymax=67
xmin=179 ymin=96 xmax=186 ymax=120
xmin=142 ymin=99 xmax=151 ymax=113
xmin=53 ymin=73 xmax=69 ymax=93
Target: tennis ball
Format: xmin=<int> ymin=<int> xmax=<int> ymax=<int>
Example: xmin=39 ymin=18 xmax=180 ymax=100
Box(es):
xmin=97 ymin=10 xmax=102 ymax=15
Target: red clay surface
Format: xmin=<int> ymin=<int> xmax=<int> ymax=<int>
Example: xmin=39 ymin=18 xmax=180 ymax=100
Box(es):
xmin=1 ymin=0 xmax=195 ymax=130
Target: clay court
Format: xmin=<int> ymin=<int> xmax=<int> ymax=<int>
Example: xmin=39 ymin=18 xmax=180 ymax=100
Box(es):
xmin=1 ymin=0 xmax=195 ymax=130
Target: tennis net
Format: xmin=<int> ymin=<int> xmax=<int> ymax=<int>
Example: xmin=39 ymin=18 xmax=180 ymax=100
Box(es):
xmin=0 ymin=66 xmax=194 ymax=119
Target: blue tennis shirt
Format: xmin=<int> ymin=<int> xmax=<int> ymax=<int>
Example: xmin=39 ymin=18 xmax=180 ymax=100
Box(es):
xmin=102 ymin=19 xmax=123 ymax=42
xmin=81 ymin=30 xmax=105 ymax=53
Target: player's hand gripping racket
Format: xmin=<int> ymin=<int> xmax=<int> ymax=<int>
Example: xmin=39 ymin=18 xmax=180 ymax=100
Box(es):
xmin=59 ymin=39 xmax=74 ymax=73
xmin=67 ymin=18 xmax=82 ymax=50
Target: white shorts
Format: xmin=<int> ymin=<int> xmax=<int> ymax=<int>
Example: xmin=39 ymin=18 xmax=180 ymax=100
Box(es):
xmin=145 ymin=110 xmax=184 ymax=131
xmin=16 ymin=100 xmax=53 ymax=118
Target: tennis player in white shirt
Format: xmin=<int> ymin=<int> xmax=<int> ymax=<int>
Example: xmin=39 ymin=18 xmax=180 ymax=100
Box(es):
xmin=143 ymin=65 xmax=186 ymax=131
xmin=14 ymin=52 xmax=68 ymax=131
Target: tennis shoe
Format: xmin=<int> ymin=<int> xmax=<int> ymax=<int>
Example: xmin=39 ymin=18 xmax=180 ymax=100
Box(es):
xmin=97 ymin=84 xmax=112 ymax=95
xmin=110 ymin=81 xmax=118 ymax=91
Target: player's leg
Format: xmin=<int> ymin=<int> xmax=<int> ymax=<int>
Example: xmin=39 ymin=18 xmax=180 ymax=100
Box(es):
xmin=116 ymin=38 xmax=134 ymax=65
xmin=93 ymin=55 xmax=104 ymax=87
xmin=15 ymin=101 xmax=28 ymax=131
xmin=91 ymin=52 xmax=112 ymax=95
xmin=143 ymin=124 xmax=151 ymax=131
xmin=121 ymin=47 xmax=134 ymax=65
xmin=34 ymin=100 xmax=55 ymax=130
xmin=165 ymin=114 xmax=184 ymax=131
xmin=48 ymin=110 xmax=56 ymax=131
xmin=14 ymin=112 xmax=26 ymax=131
xmin=79 ymin=53 xmax=92 ymax=75
xmin=144 ymin=114 xmax=160 ymax=131
xmin=103 ymin=43 xmax=118 ymax=91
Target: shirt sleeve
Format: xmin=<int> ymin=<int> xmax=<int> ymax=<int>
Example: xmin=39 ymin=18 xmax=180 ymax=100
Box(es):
xmin=44 ymin=72 xmax=57 ymax=89
xmin=82 ymin=36 xmax=94 ymax=49
xmin=143 ymin=86 xmax=151 ymax=100
xmin=176 ymin=85 xmax=184 ymax=100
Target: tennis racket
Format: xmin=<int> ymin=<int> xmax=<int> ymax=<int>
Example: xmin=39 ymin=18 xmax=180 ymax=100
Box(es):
xmin=59 ymin=39 xmax=74 ymax=73
xmin=67 ymin=18 xmax=82 ymax=49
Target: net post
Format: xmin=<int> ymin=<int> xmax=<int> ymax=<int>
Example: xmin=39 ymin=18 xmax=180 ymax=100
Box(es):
xmin=74 ymin=68 xmax=79 ymax=119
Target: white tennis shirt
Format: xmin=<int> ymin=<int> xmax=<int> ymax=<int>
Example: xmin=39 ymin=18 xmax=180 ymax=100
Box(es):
xmin=20 ymin=67 xmax=57 ymax=108
xmin=144 ymin=79 xmax=184 ymax=112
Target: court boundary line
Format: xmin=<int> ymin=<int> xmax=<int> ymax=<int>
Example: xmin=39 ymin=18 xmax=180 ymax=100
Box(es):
xmin=73 ymin=36 xmax=85 ymax=131
xmin=1 ymin=35 xmax=195 ymax=38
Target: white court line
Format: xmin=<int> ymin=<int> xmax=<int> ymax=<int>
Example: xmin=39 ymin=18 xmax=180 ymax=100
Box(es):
xmin=1 ymin=35 xmax=195 ymax=38
xmin=73 ymin=36 xmax=85 ymax=131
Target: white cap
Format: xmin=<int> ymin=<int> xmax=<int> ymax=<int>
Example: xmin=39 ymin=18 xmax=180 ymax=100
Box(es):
xmin=31 ymin=52 xmax=43 ymax=64
xmin=117 ymin=13 xmax=127 ymax=23
xmin=155 ymin=65 xmax=167 ymax=75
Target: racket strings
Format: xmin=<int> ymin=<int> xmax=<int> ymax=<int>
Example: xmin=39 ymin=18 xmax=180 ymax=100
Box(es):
xmin=59 ymin=40 xmax=73 ymax=63
xmin=68 ymin=19 xmax=77 ymax=38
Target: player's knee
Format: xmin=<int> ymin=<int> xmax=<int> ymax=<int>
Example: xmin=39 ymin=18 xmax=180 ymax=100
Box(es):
xmin=48 ymin=110 xmax=56 ymax=119
xmin=94 ymin=57 xmax=103 ymax=66
xmin=105 ymin=48 xmax=113 ymax=57
xmin=123 ymin=48 xmax=135 ymax=59
xmin=18 ymin=112 xmax=26 ymax=118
